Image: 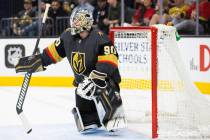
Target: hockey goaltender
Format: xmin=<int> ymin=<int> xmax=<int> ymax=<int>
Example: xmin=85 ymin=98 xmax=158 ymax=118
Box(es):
xmin=15 ymin=8 xmax=127 ymax=133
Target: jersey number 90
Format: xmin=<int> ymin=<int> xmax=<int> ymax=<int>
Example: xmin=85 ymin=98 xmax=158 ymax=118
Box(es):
xmin=104 ymin=46 xmax=117 ymax=55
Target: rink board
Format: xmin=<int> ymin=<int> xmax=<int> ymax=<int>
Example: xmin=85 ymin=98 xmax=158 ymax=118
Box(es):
xmin=0 ymin=38 xmax=210 ymax=94
xmin=0 ymin=76 xmax=210 ymax=95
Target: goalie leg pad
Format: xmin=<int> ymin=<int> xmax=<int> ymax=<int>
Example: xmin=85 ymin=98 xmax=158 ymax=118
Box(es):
xmin=73 ymin=94 xmax=102 ymax=132
xmin=104 ymin=105 xmax=127 ymax=131
xmin=72 ymin=107 xmax=85 ymax=132
xmin=72 ymin=107 xmax=100 ymax=132
xmin=93 ymin=84 xmax=127 ymax=131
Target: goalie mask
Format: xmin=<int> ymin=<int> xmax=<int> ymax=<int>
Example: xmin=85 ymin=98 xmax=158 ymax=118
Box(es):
xmin=70 ymin=9 xmax=93 ymax=35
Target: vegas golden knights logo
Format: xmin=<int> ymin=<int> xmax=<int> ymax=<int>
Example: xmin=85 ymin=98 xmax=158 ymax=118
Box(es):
xmin=71 ymin=52 xmax=86 ymax=74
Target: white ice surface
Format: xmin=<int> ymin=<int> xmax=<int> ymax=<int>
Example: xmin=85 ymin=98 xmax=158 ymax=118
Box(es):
xmin=0 ymin=87 xmax=151 ymax=140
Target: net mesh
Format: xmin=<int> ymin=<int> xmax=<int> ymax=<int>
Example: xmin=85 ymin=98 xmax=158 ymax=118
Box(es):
xmin=111 ymin=25 xmax=210 ymax=139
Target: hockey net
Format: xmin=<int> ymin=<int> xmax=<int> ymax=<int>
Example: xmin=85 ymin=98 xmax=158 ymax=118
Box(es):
xmin=109 ymin=25 xmax=210 ymax=139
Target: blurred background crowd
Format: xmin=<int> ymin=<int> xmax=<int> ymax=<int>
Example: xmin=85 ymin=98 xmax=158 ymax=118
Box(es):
xmin=0 ymin=0 xmax=210 ymax=37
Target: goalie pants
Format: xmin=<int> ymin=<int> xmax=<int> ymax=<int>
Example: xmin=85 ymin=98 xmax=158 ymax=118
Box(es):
xmin=75 ymin=79 xmax=122 ymax=127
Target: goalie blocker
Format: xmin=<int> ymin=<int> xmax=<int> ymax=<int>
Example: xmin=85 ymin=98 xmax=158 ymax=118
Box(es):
xmin=74 ymin=70 xmax=127 ymax=132
xmin=15 ymin=54 xmax=45 ymax=73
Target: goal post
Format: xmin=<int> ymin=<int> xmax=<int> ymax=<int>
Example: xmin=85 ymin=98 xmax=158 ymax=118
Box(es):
xmin=109 ymin=25 xmax=210 ymax=139
xmin=110 ymin=26 xmax=158 ymax=138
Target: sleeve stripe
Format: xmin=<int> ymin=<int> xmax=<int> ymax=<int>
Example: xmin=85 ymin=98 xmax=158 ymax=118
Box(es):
xmin=46 ymin=43 xmax=63 ymax=63
xmin=45 ymin=48 xmax=56 ymax=63
xmin=98 ymin=60 xmax=118 ymax=67
xmin=98 ymin=54 xmax=118 ymax=67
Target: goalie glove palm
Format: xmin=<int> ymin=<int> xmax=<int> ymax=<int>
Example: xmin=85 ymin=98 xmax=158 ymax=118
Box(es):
xmin=76 ymin=70 xmax=107 ymax=100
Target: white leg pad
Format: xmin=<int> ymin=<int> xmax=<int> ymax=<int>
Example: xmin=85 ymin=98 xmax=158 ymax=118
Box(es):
xmin=104 ymin=105 xmax=127 ymax=131
xmin=93 ymin=97 xmax=127 ymax=131
xmin=72 ymin=107 xmax=85 ymax=132
xmin=72 ymin=107 xmax=99 ymax=132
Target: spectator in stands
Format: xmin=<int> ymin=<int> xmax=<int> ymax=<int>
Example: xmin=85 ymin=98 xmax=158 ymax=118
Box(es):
xmin=104 ymin=0 xmax=131 ymax=28
xmin=63 ymin=0 xmax=75 ymax=16
xmin=165 ymin=0 xmax=190 ymax=26
xmin=93 ymin=0 xmax=109 ymax=34
xmin=12 ymin=0 xmax=37 ymax=36
xmin=88 ymin=0 xmax=97 ymax=7
xmin=131 ymin=0 xmax=155 ymax=26
xmin=103 ymin=0 xmax=120 ymax=28
xmin=73 ymin=0 xmax=95 ymax=14
xmin=48 ymin=0 xmax=68 ymax=35
xmin=149 ymin=0 xmax=169 ymax=25
xmin=17 ymin=0 xmax=53 ymax=36
xmin=48 ymin=0 xmax=69 ymax=20
xmin=125 ymin=0 xmax=135 ymax=9
xmin=174 ymin=0 xmax=210 ymax=35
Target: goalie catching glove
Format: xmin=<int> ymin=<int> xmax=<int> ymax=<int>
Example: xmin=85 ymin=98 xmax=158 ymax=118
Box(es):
xmin=15 ymin=54 xmax=45 ymax=73
xmin=76 ymin=70 xmax=107 ymax=100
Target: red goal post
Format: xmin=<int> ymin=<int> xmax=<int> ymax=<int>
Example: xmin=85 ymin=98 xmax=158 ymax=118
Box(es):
xmin=109 ymin=26 xmax=158 ymax=138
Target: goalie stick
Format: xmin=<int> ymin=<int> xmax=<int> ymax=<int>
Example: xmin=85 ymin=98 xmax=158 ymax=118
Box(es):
xmin=16 ymin=3 xmax=51 ymax=134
